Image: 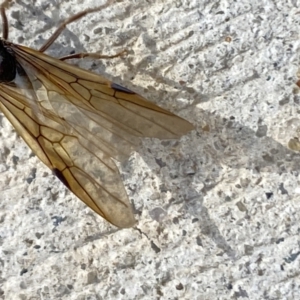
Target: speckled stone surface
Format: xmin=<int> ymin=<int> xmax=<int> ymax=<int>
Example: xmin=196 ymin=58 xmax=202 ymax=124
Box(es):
xmin=1 ymin=0 xmax=300 ymax=299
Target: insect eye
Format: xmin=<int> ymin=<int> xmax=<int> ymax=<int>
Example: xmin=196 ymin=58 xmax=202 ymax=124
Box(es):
xmin=0 ymin=42 xmax=16 ymax=82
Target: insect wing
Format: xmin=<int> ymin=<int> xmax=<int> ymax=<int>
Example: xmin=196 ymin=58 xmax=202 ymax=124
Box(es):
xmin=0 ymin=42 xmax=194 ymax=227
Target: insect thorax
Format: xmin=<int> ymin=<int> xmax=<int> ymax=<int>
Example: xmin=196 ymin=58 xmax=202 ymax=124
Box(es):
xmin=0 ymin=40 xmax=16 ymax=82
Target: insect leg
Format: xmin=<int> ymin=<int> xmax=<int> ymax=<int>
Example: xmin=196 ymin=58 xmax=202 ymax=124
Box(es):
xmin=59 ymin=49 xmax=127 ymax=61
xmin=0 ymin=0 xmax=12 ymax=40
xmin=39 ymin=0 xmax=114 ymax=53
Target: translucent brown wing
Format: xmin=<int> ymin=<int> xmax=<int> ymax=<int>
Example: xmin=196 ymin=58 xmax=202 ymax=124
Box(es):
xmin=0 ymin=41 xmax=194 ymax=228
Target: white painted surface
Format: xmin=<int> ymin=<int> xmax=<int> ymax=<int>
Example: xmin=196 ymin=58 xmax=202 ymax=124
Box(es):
xmin=1 ymin=0 xmax=300 ymax=299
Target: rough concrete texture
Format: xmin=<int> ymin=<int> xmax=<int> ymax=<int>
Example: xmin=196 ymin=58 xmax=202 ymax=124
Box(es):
xmin=1 ymin=0 xmax=300 ymax=299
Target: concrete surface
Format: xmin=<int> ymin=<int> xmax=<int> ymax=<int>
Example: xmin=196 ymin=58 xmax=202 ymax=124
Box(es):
xmin=1 ymin=0 xmax=300 ymax=299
